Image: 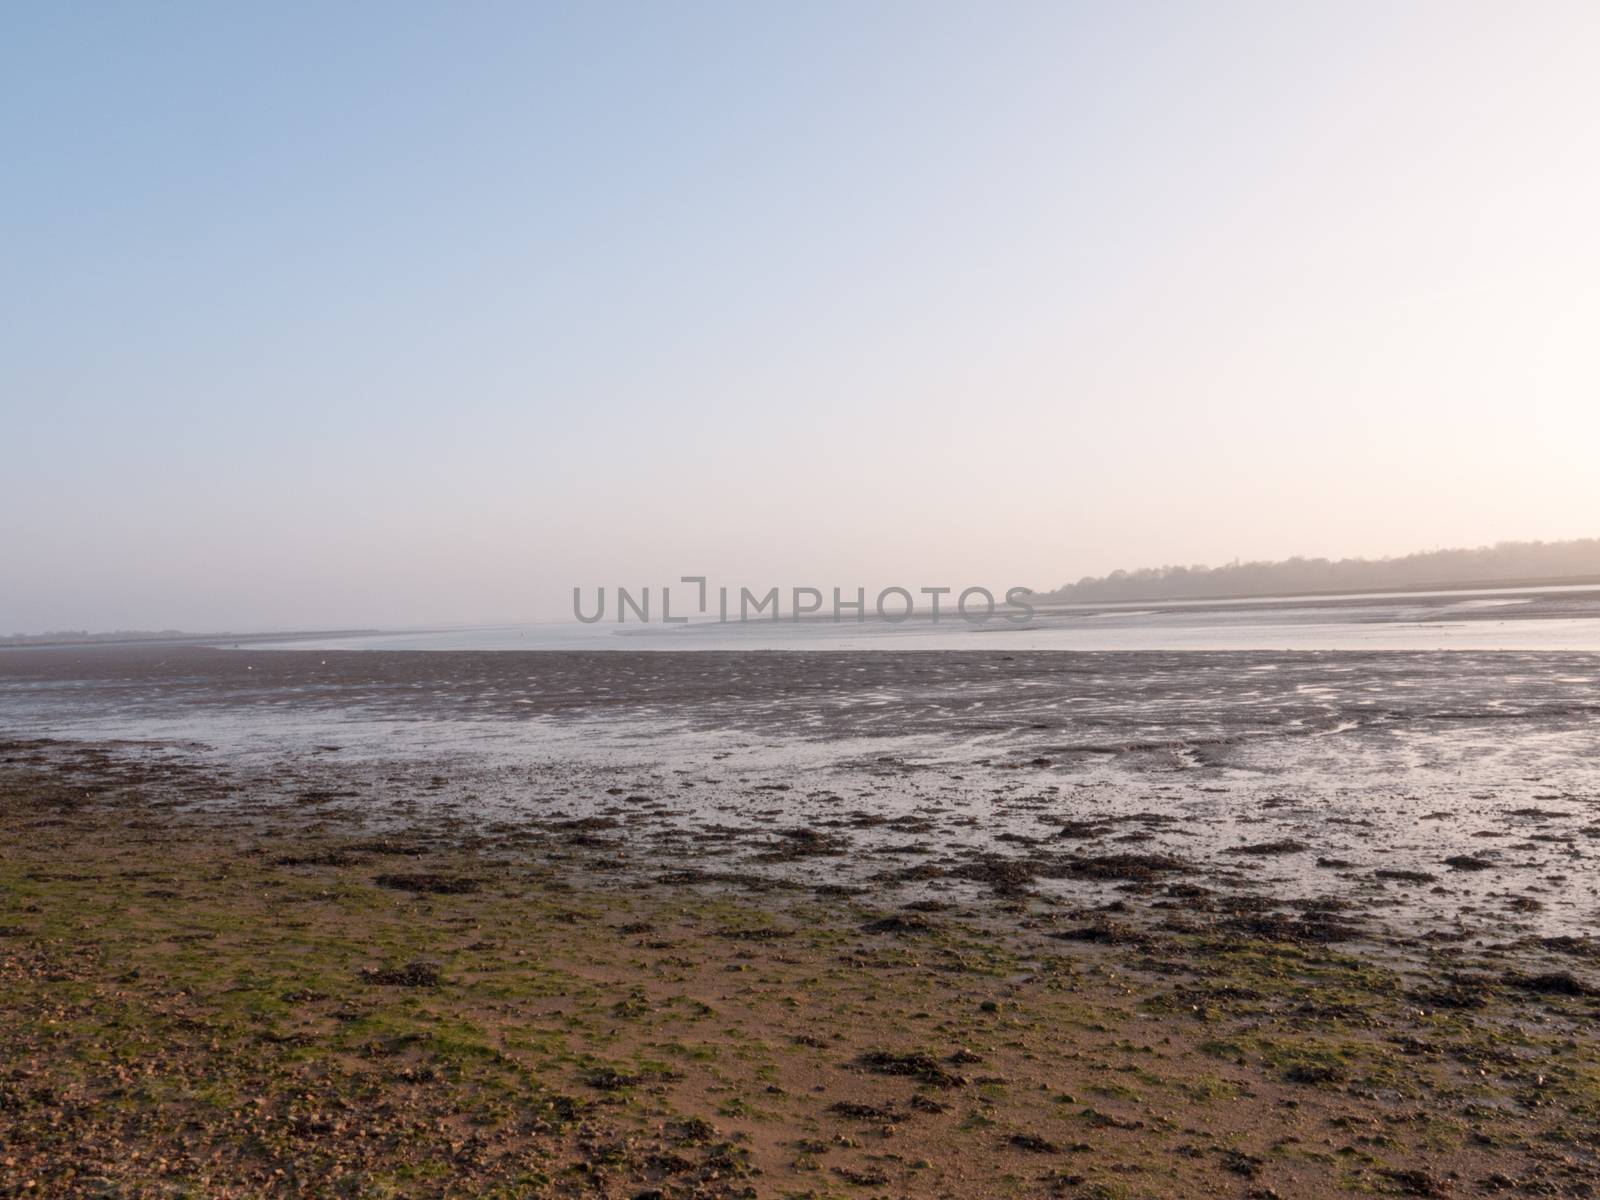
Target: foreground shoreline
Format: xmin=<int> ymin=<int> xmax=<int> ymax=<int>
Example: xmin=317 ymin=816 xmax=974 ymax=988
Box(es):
xmin=3 ymin=736 xmax=1598 ymax=1198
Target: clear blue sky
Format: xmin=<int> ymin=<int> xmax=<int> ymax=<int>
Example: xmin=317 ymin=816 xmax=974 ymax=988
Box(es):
xmin=5 ymin=2 xmax=1598 ymax=632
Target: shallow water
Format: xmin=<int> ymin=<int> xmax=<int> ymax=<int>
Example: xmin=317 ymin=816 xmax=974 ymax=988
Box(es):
xmin=240 ymin=583 xmax=1600 ymax=652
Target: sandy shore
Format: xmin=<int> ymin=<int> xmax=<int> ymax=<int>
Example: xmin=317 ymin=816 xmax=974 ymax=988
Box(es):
xmin=3 ymin=727 xmax=1599 ymax=1198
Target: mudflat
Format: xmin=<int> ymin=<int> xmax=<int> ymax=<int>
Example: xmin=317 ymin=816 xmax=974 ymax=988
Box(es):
xmin=1 ymin=646 xmax=1598 ymax=1197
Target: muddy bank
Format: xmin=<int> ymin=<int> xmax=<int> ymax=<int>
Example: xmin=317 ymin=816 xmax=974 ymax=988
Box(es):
xmin=3 ymin=646 xmax=1600 ymax=947
xmin=3 ymin=738 xmax=1600 ymax=1198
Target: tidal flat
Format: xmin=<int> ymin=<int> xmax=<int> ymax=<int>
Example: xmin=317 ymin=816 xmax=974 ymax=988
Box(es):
xmin=2 ymin=647 xmax=1599 ymax=1197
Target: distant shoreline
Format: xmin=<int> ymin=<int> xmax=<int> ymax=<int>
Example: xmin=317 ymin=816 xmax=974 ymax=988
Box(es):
xmin=1031 ymin=571 xmax=1600 ymax=609
xmin=10 ymin=572 xmax=1600 ymax=650
xmin=0 ymin=628 xmax=382 ymax=651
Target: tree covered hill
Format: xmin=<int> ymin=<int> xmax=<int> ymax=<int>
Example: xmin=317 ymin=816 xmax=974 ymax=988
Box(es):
xmin=1039 ymin=538 xmax=1600 ymax=604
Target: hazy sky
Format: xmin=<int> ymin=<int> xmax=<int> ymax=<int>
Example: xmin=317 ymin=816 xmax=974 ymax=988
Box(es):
xmin=5 ymin=2 xmax=1599 ymax=633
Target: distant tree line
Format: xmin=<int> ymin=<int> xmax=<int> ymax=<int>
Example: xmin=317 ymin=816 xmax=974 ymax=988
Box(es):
xmin=1037 ymin=538 xmax=1600 ymax=603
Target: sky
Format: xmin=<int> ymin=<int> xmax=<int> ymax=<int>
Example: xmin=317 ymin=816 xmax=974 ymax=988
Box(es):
xmin=4 ymin=1 xmax=1599 ymax=633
